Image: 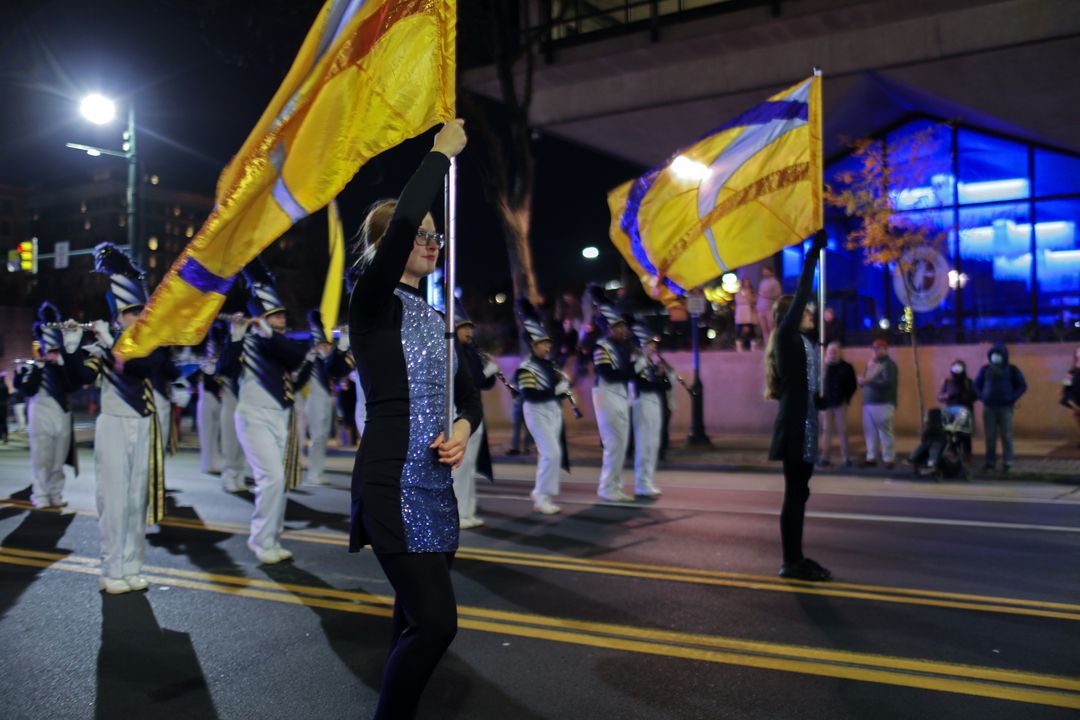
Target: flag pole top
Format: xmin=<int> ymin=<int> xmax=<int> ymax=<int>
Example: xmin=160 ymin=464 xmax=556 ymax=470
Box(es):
xmin=813 ymin=67 xmax=822 ymax=76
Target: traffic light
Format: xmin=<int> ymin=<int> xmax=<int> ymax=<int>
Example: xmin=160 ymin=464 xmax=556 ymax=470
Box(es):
xmin=17 ymin=238 xmax=38 ymax=274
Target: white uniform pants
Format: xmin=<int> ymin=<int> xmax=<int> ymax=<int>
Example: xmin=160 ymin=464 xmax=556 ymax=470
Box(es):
xmin=593 ymin=384 xmax=630 ymax=496
xmin=28 ymin=397 xmax=70 ymax=507
xmin=632 ymin=392 xmax=662 ymax=494
xmin=863 ymin=403 xmax=896 ymax=463
xmin=452 ymin=420 xmax=485 ymax=520
xmin=95 ymin=413 xmax=150 ymax=579
xmin=524 ymin=402 xmax=563 ymax=500
xmin=305 ymin=384 xmax=334 ymax=482
xmin=197 ymin=390 xmax=222 ymax=474
xmin=154 ymin=390 xmax=172 ymax=452
xmin=220 ymin=390 xmax=246 ymax=488
xmin=14 ymin=402 xmax=27 ymax=432
xmin=235 ymin=403 xmax=289 ymax=552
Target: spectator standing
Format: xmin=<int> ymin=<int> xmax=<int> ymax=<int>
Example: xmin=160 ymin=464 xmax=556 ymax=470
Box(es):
xmin=734 ymin=279 xmax=758 ymax=351
xmin=822 ymin=306 xmax=844 ymax=346
xmin=974 ymin=343 xmax=1027 ymax=473
xmin=0 ymin=372 xmax=9 ymax=443
xmin=1062 ymin=346 xmax=1080 ymax=446
xmin=756 ymin=266 xmax=781 ymax=341
xmin=818 ymin=343 xmax=857 ymax=466
xmin=859 ymin=339 xmax=899 ymax=468
xmin=938 ymin=359 xmax=977 ymax=459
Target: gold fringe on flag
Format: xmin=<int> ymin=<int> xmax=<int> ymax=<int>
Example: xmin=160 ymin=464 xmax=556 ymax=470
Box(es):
xmin=148 ymin=408 xmax=166 ymax=525
xmin=285 ymin=407 xmax=301 ymax=491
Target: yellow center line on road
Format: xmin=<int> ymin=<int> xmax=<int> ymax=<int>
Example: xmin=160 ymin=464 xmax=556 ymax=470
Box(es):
xmin=4 ymin=497 xmax=1079 ymax=623
xmin=2 ymin=545 xmax=1079 ymax=710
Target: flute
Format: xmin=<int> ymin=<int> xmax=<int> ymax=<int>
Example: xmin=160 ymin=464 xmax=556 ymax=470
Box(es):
xmin=40 ymin=321 xmax=98 ymax=330
xmin=556 ymin=368 xmax=584 ymax=419
xmin=478 ymin=350 xmax=520 ymax=397
xmin=654 ymin=351 xmax=696 ymax=396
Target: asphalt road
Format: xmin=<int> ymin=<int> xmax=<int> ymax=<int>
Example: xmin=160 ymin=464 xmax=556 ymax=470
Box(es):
xmin=1 ymin=445 xmax=1078 ymax=719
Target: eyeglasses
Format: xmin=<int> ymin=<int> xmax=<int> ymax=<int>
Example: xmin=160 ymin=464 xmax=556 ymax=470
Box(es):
xmin=415 ymin=229 xmax=445 ymax=249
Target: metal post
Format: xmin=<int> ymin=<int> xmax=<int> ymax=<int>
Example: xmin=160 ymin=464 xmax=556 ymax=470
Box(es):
xmin=818 ymin=245 xmax=827 ymax=385
xmin=443 ymin=157 xmax=458 ymax=439
xmin=126 ymin=102 xmax=139 ymax=267
xmin=687 ymin=311 xmax=710 ymax=446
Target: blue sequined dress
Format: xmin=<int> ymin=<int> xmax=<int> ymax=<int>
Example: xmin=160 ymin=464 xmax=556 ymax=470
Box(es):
xmin=347 ymin=153 xmax=482 ymax=554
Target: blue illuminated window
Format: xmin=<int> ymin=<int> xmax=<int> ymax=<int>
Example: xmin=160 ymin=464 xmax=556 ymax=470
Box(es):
xmin=957 ymin=130 xmax=1029 ymax=204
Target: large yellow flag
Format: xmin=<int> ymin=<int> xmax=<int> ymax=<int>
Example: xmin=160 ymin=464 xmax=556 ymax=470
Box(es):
xmin=608 ymin=75 xmax=821 ymax=306
xmin=115 ymin=0 xmax=456 ymax=360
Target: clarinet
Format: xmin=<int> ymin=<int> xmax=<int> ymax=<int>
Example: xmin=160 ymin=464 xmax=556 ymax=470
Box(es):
xmin=654 ymin=351 xmax=696 ymax=396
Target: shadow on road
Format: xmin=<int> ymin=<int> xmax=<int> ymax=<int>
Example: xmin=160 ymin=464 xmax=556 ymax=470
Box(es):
xmin=147 ymin=495 xmax=242 ymax=576
xmin=95 ymin=592 xmax=219 ymax=719
xmin=0 ymin=508 xmax=76 ymax=618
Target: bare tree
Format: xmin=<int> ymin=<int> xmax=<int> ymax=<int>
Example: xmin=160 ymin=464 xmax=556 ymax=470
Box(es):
xmin=826 ymin=128 xmax=950 ymax=426
xmin=461 ymin=0 xmax=567 ymax=306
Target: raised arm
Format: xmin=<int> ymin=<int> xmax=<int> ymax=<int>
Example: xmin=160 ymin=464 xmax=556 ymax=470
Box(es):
xmin=777 ymin=229 xmax=827 ymax=338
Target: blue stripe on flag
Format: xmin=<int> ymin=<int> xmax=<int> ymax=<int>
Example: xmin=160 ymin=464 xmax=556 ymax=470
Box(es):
xmin=178 ymin=256 xmax=235 ymax=295
xmin=272 ymin=177 xmax=309 ymax=223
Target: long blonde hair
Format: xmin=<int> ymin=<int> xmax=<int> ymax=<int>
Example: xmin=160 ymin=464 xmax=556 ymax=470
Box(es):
xmin=764 ymin=294 xmax=794 ymax=400
xmin=350 ymin=198 xmax=397 ymax=272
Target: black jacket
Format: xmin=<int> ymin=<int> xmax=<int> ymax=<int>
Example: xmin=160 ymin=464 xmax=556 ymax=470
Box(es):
xmin=821 ymin=360 xmax=856 ymax=409
xmin=768 ymin=232 xmax=826 ymax=462
xmin=938 ymin=373 xmax=976 ymax=409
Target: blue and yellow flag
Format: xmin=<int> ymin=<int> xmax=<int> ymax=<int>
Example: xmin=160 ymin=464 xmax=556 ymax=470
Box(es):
xmin=115 ymin=0 xmax=456 ymax=360
xmin=608 ymin=75 xmax=822 ymax=306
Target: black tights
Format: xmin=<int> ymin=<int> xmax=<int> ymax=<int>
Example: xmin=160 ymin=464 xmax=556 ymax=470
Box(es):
xmin=372 ymin=551 xmax=457 ymax=720
xmin=780 ymin=457 xmax=814 ymax=565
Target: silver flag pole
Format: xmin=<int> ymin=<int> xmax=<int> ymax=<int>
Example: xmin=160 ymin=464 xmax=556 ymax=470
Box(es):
xmin=443 ymin=156 xmax=458 ymax=439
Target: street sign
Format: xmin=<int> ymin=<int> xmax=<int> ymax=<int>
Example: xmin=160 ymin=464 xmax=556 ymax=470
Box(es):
xmin=54 ymin=241 xmax=70 ymax=269
xmin=686 ymin=290 xmax=706 ymax=316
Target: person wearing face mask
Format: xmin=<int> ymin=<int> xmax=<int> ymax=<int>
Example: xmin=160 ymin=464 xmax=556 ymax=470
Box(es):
xmin=1061 ymin=347 xmax=1080 ymax=446
xmin=937 ymin=359 xmax=977 ymax=459
xmin=974 ymin=343 xmax=1027 ymax=473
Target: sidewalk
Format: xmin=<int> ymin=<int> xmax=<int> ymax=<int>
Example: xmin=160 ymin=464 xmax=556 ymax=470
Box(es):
xmin=9 ymin=419 xmax=1072 ymax=483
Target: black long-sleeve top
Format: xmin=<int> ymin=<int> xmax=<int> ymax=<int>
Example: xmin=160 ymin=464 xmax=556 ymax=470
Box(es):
xmin=346 ymin=151 xmax=482 ymax=554
xmin=14 ymin=361 xmax=77 ymax=411
xmin=515 ymin=355 xmax=563 ymax=402
xmin=768 ymin=234 xmax=826 ymax=463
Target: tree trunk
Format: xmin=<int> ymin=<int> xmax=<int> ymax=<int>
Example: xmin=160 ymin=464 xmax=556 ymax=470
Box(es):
xmin=903 ymin=298 xmax=927 ymax=432
xmin=497 ymin=194 xmax=540 ymax=304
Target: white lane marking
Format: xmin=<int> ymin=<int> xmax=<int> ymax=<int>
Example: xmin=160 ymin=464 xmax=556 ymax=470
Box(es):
xmin=475 ymin=492 xmax=1080 ymax=534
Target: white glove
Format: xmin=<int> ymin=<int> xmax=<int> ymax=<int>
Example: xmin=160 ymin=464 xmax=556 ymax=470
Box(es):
xmin=200 ymin=359 xmax=217 ymax=375
xmin=315 ymin=343 xmax=331 ymax=359
xmin=632 ymin=353 xmax=648 ymax=374
xmin=230 ymin=319 xmax=247 ymax=341
xmin=85 ymin=344 xmax=108 ymax=359
xmin=62 ymin=326 xmax=83 ymax=354
xmin=306 ymin=348 xmax=320 ymax=363
xmin=92 ymin=320 xmax=114 ymax=347
xmin=555 ymin=380 xmax=570 ymax=396
xmin=337 ymin=330 xmax=350 ymax=352
xmin=482 ymin=360 xmax=500 ymax=378
xmin=254 ymin=318 xmax=273 ymax=338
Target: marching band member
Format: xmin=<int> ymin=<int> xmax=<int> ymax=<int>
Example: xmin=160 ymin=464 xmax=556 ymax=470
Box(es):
xmin=217 ymin=330 xmax=248 ymax=493
xmin=451 ymin=305 xmax=496 ymax=528
xmin=588 ymin=286 xmax=642 ymax=502
xmin=152 ymin=351 xmax=181 ymax=455
xmin=219 ymin=257 xmax=308 ymax=564
xmin=66 ymin=243 xmax=168 ymax=594
xmin=630 ymin=323 xmax=668 ymax=498
xmin=300 ymin=309 xmax=352 ymax=486
xmin=196 ymin=323 xmax=226 ymax=475
xmin=16 ymin=302 xmax=80 ymax=508
xmin=515 ymin=299 xmax=570 ymax=515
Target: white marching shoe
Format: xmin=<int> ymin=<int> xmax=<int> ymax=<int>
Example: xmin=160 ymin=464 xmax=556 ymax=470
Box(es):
xmin=272 ymin=544 xmax=294 ymax=561
xmin=597 ymin=489 xmax=633 ymax=503
xmin=532 ymin=494 xmax=561 ymax=515
xmin=253 ymin=546 xmax=284 ymax=565
xmin=306 ymin=475 xmax=330 ymax=486
xmin=99 ymin=577 xmax=132 ymax=595
xmin=635 ymin=485 xmax=662 ymax=498
xmin=460 ymin=516 xmax=485 ymax=529
xmin=123 ymin=575 xmax=150 ymax=591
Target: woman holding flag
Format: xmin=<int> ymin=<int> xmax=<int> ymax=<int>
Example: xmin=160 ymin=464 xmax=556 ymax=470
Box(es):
xmin=347 ymin=119 xmax=481 ymax=720
xmin=765 ymin=229 xmax=832 ymax=582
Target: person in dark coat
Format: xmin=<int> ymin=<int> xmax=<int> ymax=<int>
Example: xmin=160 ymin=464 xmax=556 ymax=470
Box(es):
xmin=818 ymin=342 xmax=857 ymax=466
xmin=974 ymin=343 xmax=1027 ymax=472
xmin=938 ymin=359 xmax=977 ymax=458
xmin=1060 ymin=346 xmax=1080 ymax=447
xmin=765 ymin=229 xmax=831 ymax=582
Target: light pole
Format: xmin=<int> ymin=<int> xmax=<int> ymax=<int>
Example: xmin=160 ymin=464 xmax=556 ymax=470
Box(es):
xmin=61 ymin=93 xmax=140 ymax=267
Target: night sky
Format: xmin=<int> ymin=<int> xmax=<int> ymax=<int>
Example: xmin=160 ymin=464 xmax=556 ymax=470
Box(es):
xmin=0 ymin=0 xmax=643 ymax=306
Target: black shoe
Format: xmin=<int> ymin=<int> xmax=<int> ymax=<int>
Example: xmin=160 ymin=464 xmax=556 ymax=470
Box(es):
xmin=802 ymin=557 xmax=833 ymax=581
xmin=779 ymin=559 xmax=831 ymax=582
xmin=884 ymin=461 xmax=895 ymax=470
xmin=819 ymin=459 xmax=832 ymax=467
xmin=860 ymin=459 xmax=877 ymax=467
xmin=1002 ymin=464 xmax=1012 ymax=474
xmin=843 ymin=459 xmax=853 ymax=467
xmin=507 ymin=448 xmax=521 ymax=456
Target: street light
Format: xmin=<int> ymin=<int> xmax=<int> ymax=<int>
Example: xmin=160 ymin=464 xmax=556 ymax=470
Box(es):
xmin=64 ymin=93 xmax=140 ymax=267
xmin=80 ymin=94 xmax=116 ymax=125
xmin=582 ymin=246 xmax=599 ymax=260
